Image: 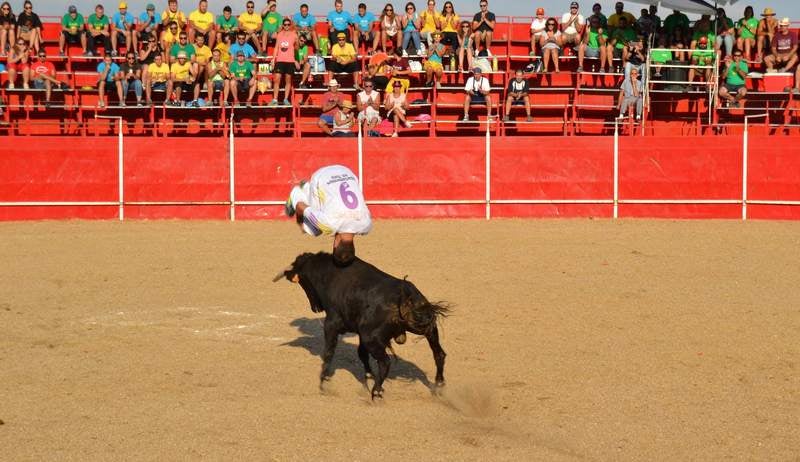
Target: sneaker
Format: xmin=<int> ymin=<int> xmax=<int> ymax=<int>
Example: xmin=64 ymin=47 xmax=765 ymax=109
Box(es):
xmin=119 ymin=101 xmax=126 ymax=107
xmin=98 ymin=100 xmax=105 ymax=108
xmin=404 ymin=121 xmax=412 ymax=128
xmin=502 ymin=115 xmax=510 ymax=121
xmin=23 ymin=83 xmax=29 ymax=89
xmin=284 ymin=181 xmax=308 ymax=217
xmin=110 ymin=50 xmax=118 ymax=57
xmin=85 ymin=50 xmax=93 ymax=57
xmin=282 ymin=99 xmax=290 ymax=105
xmin=137 ymin=100 xmax=143 ymax=107
xmin=576 ymin=66 xmax=583 ymax=73
xmin=59 ymin=50 xmax=65 ymax=57
xmin=7 ymin=83 xmax=14 ymax=89
xmin=391 ymin=132 xmax=398 ymax=137
xmin=268 ymin=100 xmax=278 ymax=106
xmin=146 ymin=99 xmax=153 ymax=106
xmin=402 ymin=49 xmax=408 ymax=57
xmin=526 ymin=116 xmax=533 ymax=122
xmin=461 ymin=115 xmax=469 ymax=121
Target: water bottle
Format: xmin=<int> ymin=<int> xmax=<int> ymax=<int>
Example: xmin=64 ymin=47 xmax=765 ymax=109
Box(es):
xmin=492 ymin=56 xmax=498 ymax=72
xmin=450 ymin=55 xmax=455 ymax=71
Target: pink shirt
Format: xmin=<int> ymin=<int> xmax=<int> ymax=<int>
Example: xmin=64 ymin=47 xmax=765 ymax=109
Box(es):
xmin=275 ymin=31 xmax=297 ymax=63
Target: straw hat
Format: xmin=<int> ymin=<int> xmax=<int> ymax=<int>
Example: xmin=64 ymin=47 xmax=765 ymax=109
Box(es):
xmin=761 ymin=7 xmax=775 ymax=16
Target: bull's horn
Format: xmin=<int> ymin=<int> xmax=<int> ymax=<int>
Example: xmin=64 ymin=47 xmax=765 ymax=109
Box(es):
xmin=271 ymin=266 xmax=293 ymax=283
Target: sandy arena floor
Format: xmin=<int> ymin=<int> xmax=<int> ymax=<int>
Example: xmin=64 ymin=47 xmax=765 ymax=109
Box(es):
xmin=1 ymin=219 xmax=798 ymax=461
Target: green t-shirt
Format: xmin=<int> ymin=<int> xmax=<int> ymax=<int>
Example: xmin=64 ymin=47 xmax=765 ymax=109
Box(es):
xmin=612 ymin=27 xmax=636 ymax=49
xmin=737 ymin=17 xmax=758 ymax=39
xmin=87 ymin=14 xmax=109 ymax=31
xmin=216 ymin=14 xmax=238 ymax=32
xmin=663 ymin=12 xmax=689 ymax=35
xmin=262 ymin=12 xmax=282 ymax=33
xmin=295 ymin=44 xmax=308 ymax=62
xmin=692 ymin=48 xmax=714 ymax=63
xmin=587 ymin=28 xmax=607 ymax=49
xmin=725 ymin=61 xmax=748 ymax=86
xmin=62 ymin=13 xmax=84 ymax=32
xmin=650 ymin=49 xmax=672 ymax=64
xmin=229 ymin=60 xmax=254 ymax=79
xmin=169 ymin=43 xmax=196 ymax=58
xmin=692 ymin=30 xmax=715 ymax=46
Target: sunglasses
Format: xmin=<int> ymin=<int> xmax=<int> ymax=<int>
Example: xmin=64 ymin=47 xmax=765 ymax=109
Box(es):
xmin=1 ymin=6 xmax=10 ymax=10
xmin=283 ymin=22 xmax=291 ymax=26
xmin=407 ymin=6 xmax=414 ymax=10
xmin=385 ymin=8 xmax=393 ymax=11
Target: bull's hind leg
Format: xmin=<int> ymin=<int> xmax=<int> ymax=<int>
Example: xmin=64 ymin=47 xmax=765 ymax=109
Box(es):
xmin=426 ymin=326 xmax=447 ymax=387
xmin=365 ymin=342 xmax=391 ymax=400
xmin=357 ymin=341 xmax=374 ymax=381
xmin=320 ymin=319 xmax=341 ymax=387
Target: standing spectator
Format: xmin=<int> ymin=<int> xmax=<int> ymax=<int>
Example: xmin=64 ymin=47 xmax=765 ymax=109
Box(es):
xmin=764 ymin=18 xmax=798 ymax=72
xmin=530 ymin=8 xmax=547 ymax=57
xmin=329 ymin=32 xmax=360 ymax=86
xmin=160 ymin=21 xmax=180 ymax=52
xmin=539 ymin=18 xmax=562 ymax=73
xmin=635 ymin=8 xmax=655 ymax=40
xmin=238 ymin=1 xmax=263 ymax=53
xmin=648 ymin=5 xmax=661 ymax=34
xmin=332 ymin=100 xmax=356 ymax=136
xmin=578 ymin=15 xmax=608 ymax=73
xmin=318 ymin=78 xmax=345 ymax=135
xmin=59 ymin=5 xmax=87 ymax=57
xmin=424 ymin=31 xmax=444 ymax=86
xmin=663 ymin=9 xmax=689 ymax=40
xmin=293 ymin=4 xmax=319 ymax=52
xmin=617 ymin=66 xmax=642 ymax=119
xmin=30 ymin=50 xmax=63 ymax=105
xmin=188 ymin=0 xmax=215 ymax=50
xmin=385 ymin=79 xmax=410 ymax=136
xmin=138 ymin=33 xmax=162 ymax=66
xmin=353 ymin=3 xmax=376 ymax=53
xmin=471 ymin=0 xmax=495 ymax=53
xmin=192 ymin=33 xmax=211 ymax=101
xmin=356 ymin=78 xmax=381 ymax=134
xmin=86 ymin=4 xmax=112 ymax=56
xmin=97 ymin=53 xmax=123 ymax=107
xmin=649 ymin=34 xmax=671 ymax=77
xmin=0 ymin=2 xmax=16 ymax=57
xmin=376 ymin=3 xmax=400 ymax=52
xmin=260 ymin=1 xmax=281 ymax=54
xmin=589 ymin=3 xmax=607 ymax=29
xmin=167 ymin=50 xmax=195 ymax=105
xmin=419 ymin=0 xmax=442 ymax=47
xmin=718 ymin=50 xmax=748 ymax=107
xmin=457 ymin=20 xmax=474 ymax=71
xmin=440 ymin=1 xmax=460 ymax=54
xmin=111 ymin=2 xmax=135 ymax=57
xmin=608 ymin=2 xmax=635 ymax=32
xmin=135 ymin=4 xmax=158 ymax=48
xmin=161 ymin=0 xmax=186 ymax=30
xmin=462 ymin=66 xmax=490 ymax=121
xmin=228 ymin=50 xmax=256 ymax=105
xmin=229 ymin=31 xmax=257 ymax=61
xmin=756 ymin=8 xmax=777 ymax=62
xmin=169 ymin=32 xmax=196 ymax=64
xmin=503 ymin=69 xmax=531 ymax=122
xmin=401 ymin=2 xmax=421 ymax=56
xmin=206 ymin=48 xmax=230 ymax=104
xmin=16 ymin=1 xmax=41 ymax=53
xmin=6 ymin=38 xmax=31 ymax=88
xmin=736 ymin=6 xmax=758 ymax=61
xmin=119 ymin=51 xmax=143 ymax=106
xmin=327 ymin=0 xmax=352 ymax=46
xmin=561 ymin=2 xmax=585 ymax=55
xmin=216 ymin=6 xmax=238 ymax=46
xmin=715 ymin=8 xmax=735 ymax=58
xmin=270 ymin=18 xmax=297 ymax=106
xmin=144 ymin=52 xmax=169 ymax=104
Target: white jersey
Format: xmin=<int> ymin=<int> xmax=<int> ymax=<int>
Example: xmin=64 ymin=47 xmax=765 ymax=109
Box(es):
xmin=300 ymin=165 xmax=372 ymax=236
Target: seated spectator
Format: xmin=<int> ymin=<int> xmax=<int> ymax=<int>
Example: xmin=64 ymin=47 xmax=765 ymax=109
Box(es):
xmin=650 ymin=34 xmax=672 ymax=77
xmin=561 ymin=2 xmax=585 ymax=53
xmin=457 ymin=20 xmax=474 ymax=71
xmin=229 ymin=32 xmax=257 ymax=61
xmin=385 ymin=79 xmax=411 ymax=136
xmin=462 ymin=67 xmax=490 ymax=121
xmin=138 ymin=33 xmax=162 ymax=66
xmin=503 ymin=69 xmax=531 ymax=122
xmin=401 ymin=2 xmax=422 ymax=56
xmin=169 ymin=32 xmax=196 ymax=64
xmin=238 ymin=1 xmax=263 ymax=54
xmin=715 ymin=8 xmax=735 ymax=58
xmin=609 ymin=16 xmax=636 ymax=67
xmin=471 ymin=0 xmax=496 ymax=53
xmin=97 ymin=53 xmax=123 ymax=107
xmin=30 ymin=51 xmax=64 ymax=105
xmin=424 ymin=31 xmax=445 ymax=87
xmin=384 ymin=47 xmax=412 ymax=91
xmin=228 ymin=50 xmax=256 ymax=106
xmin=86 ymin=4 xmax=112 ymax=56
xmin=440 ymin=1 xmax=460 ymax=54
xmin=607 ymin=1 xmax=635 ymax=32
xmin=135 ymin=4 xmax=158 ymax=48
xmin=111 ymin=2 xmax=135 ymax=57
xmin=588 ymin=3 xmax=607 ymax=29
xmin=756 ymin=8 xmax=777 ymax=62
xmin=663 ymin=9 xmax=689 ymax=41
xmin=736 ymin=6 xmax=758 ymax=61
xmin=376 ymin=3 xmax=400 ymax=52
xmin=332 ymin=100 xmax=356 ymax=136
xmin=617 ymin=66 xmax=642 ymax=119
xmin=688 ymin=36 xmax=713 ymax=84
xmin=669 ymin=24 xmax=687 ymax=62
xmin=764 ymin=18 xmax=798 ymax=72
xmin=270 ymin=18 xmax=297 ymax=106
xmin=160 ymin=21 xmax=180 ymax=53
xmin=16 ymin=1 xmax=41 ymax=54
xmin=353 ymin=3 xmax=377 ymax=53
xmin=160 ymin=0 xmax=186 ymax=30
xmin=188 ymin=0 xmax=215 ymax=49
xmin=293 ymin=3 xmax=320 ymax=52
xmin=318 ymin=79 xmax=345 ymax=135
xmin=119 ymin=51 xmax=143 ymax=106
xmin=6 ymin=38 xmax=30 ymax=89
xmin=530 ymin=8 xmax=547 ymax=57
xmin=213 ymin=37 xmax=231 ymax=64
xmin=167 ymin=50 xmax=196 ymax=105
xmin=539 ymin=18 xmax=562 ymax=73
xmin=419 ymin=0 xmax=443 ymax=47
xmin=206 ymin=48 xmax=230 ymax=105
xmin=260 ymin=1 xmax=281 ymax=54
xmin=216 ymin=6 xmax=238 ymax=47
xmin=623 ymin=36 xmax=645 ymax=81
xmin=329 ymin=32 xmax=360 ymax=87
xmin=0 ymin=2 xmax=16 ymax=58
xmin=295 ymin=34 xmax=312 ymax=87
xmin=144 ymin=52 xmax=169 ymax=104
xmin=578 ymin=15 xmax=608 ymax=72
xmin=327 ymin=0 xmax=352 ymax=47
xmin=356 ymin=78 xmax=381 ymax=134
xmin=718 ymin=50 xmax=748 ymax=107
xmin=59 ymin=5 xmax=87 ymax=56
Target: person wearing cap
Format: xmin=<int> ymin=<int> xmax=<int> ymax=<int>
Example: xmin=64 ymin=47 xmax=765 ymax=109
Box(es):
xmin=161 ymin=0 xmax=186 ymax=30
xmin=764 ymin=18 xmax=798 ymax=72
xmin=561 ymin=2 xmax=586 ymax=56
xmin=353 ymin=2 xmax=377 ymax=54
xmin=206 ymin=48 xmax=231 ymax=105
xmin=188 ymin=0 xmax=215 ymax=50
xmin=238 ymin=1 xmax=263 ymax=54
xmin=293 ymin=3 xmax=320 ymax=52
xmin=327 ymin=0 xmax=353 ymax=46
xmin=270 ymin=18 xmax=298 ymax=106
xmin=284 ymin=164 xmax=372 ymax=266
xmin=168 ymin=50 xmax=196 ymax=105
xmin=462 ymin=66 xmax=491 ymax=121
xmin=736 ymin=6 xmax=758 ymax=61
xmin=688 ymin=35 xmax=713 ymax=85
xmin=86 ymin=4 xmax=112 ymax=56
xmin=317 ymin=79 xmax=345 ymax=135
xmin=718 ymin=49 xmax=748 ymax=107
xmin=59 ymin=5 xmax=87 ymax=56
xmin=578 ymin=14 xmax=609 ymax=73
xmin=169 ymin=31 xmax=196 ymax=64
xmin=228 ymin=50 xmax=256 ymax=105
xmin=756 ymin=7 xmax=777 ymax=62
xmin=385 ymin=79 xmax=411 ymax=136
xmin=607 ymin=2 xmax=635 ymax=33
xmin=424 ymin=30 xmax=445 ymax=87
xmin=97 ymin=53 xmax=123 ymax=108
xmin=471 ymin=0 xmax=496 ymax=53
xmin=332 ymin=100 xmax=356 ymax=136
xmin=216 ymin=5 xmax=238 ymax=46
xmin=529 ymin=7 xmax=547 ymax=57
xmin=260 ymin=1 xmax=282 ymax=54
xmin=111 ymin=2 xmax=135 ymax=57
xmin=136 ymin=4 xmax=158 ymax=47
xmin=329 ymin=31 xmax=360 ymax=86
xmin=144 ymin=52 xmax=169 ymax=105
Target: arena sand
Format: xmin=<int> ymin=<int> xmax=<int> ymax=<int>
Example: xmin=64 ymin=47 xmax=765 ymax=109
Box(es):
xmin=1 ymin=219 xmax=798 ymax=461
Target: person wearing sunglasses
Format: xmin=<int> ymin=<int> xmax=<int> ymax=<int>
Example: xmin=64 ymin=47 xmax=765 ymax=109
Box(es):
xmin=401 ymin=2 xmax=421 ymax=56
xmin=440 ymin=1 xmax=460 ymax=52
xmin=168 ymin=32 xmax=196 ymax=64
xmin=119 ymin=51 xmax=144 ymax=106
xmin=7 ymin=39 xmax=31 ymax=89
xmin=376 ymin=3 xmax=400 ymax=52
xmin=330 ymin=32 xmax=360 ymax=87
xmin=0 ymin=2 xmax=16 ymax=57
xmin=456 ymin=20 xmax=473 ymax=71
xmin=31 ymin=51 xmax=66 ymax=106
xmin=539 ymin=17 xmax=562 ymax=73
xmin=59 ymin=5 xmax=88 ymax=57
xmin=16 ymin=1 xmax=42 ymax=53
xmin=419 ymin=0 xmax=442 ymax=48
xmin=471 ymin=0 xmax=495 ymax=53
xmin=138 ymin=33 xmax=162 ymax=66
xmin=86 ymin=4 xmax=112 ymax=56
xmin=238 ymin=1 xmax=263 ymax=54
xmin=260 ymin=1 xmax=282 ymax=54
xmin=356 ymin=78 xmax=382 ymax=135
xmin=271 ymin=19 xmax=297 ymax=106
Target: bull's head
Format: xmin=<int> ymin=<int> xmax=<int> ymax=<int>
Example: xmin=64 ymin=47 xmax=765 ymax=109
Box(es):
xmin=272 ymin=253 xmax=325 ymax=313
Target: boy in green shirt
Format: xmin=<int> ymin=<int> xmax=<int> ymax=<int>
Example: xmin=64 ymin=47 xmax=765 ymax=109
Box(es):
xmin=260 ymin=1 xmax=282 ymax=54
xmin=216 ymin=6 xmax=239 ymax=45
xmin=60 ymin=5 xmax=87 ymax=55
xmin=228 ymin=51 xmax=257 ymax=106
xmin=86 ymin=4 xmax=111 ymax=56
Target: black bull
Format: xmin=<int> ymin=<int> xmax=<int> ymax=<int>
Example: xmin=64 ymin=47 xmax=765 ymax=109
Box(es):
xmin=274 ymin=252 xmax=449 ymax=399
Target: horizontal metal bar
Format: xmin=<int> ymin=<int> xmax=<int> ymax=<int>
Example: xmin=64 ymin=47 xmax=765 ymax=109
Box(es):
xmin=747 ymin=200 xmax=800 ymax=206
xmin=126 ymin=201 xmax=230 ymax=206
xmin=0 ymin=201 xmax=118 ymax=206
xmin=492 ymin=199 xmax=614 ymax=204
xmin=619 ymin=199 xmax=740 ymax=204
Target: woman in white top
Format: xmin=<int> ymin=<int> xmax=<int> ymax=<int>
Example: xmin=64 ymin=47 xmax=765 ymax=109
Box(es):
xmin=332 ymin=101 xmax=356 ymax=136
xmin=385 ymin=79 xmax=411 ymax=136
xmin=539 ymin=18 xmax=563 ymax=72
xmin=529 ymin=8 xmax=547 ymax=56
xmin=377 ymin=3 xmax=400 ymax=52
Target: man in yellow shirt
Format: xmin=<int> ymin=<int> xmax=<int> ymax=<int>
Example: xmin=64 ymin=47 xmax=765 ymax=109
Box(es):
xmin=188 ymin=0 xmax=215 ymax=48
xmin=329 ymin=32 xmax=360 ymax=87
xmin=160 ymin=20 xmax=180 ymax=52
xmin=238 ymin=1 xmax=263 ymax=54
xmin=213 ymin=40 xmax=232 ymax=64
xmin=167 ymin=51 xmax=197 ymax=105
xmin=161 ymin=0 xmax=186 ymax=29
xmin=145 ymin=53 xmax=170 ymax=105
xmin=607 ymin=1 xmax=636 ymax=32
xmin=419 ymin=0 xmax=443 ymax=46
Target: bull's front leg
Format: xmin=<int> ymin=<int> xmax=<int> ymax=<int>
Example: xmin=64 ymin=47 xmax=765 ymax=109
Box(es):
xmin=357 ymin=340 xmax=374 ymax=381
xmin=319 ymin=318 xmax=341 ymax=387
xmin=426 ymin=325 xmax=447 ymax=387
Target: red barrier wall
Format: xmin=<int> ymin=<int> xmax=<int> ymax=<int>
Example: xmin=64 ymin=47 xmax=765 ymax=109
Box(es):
xmin=1 ymin=136 xmax=799 ymax=221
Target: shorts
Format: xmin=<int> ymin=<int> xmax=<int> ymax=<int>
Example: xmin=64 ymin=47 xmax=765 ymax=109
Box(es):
xmin=585 ymin=47 xmax=600 ymax=58
xmin=442 ymin=32 xmax=459 ymax=48
xmin=357 ymin=31 xmax=375 ymax=43
xmin=542 ymin=42 xmax=561 ymax=51
xmin=562 ymin=33 xmax=580 ymax=44
xmin=371 ymin=75 xmax=389 ymax=89
xmin=212 ymin=80 xmax=226 ymax=91
xmin=424 ymin=60 xmax=443 ymax=72
xmin=177 ymin=81 xmax=194 ymax=92
xmin=358 ymin=106 xmax=381 ymax=123
xmin=302 ymin=206 xmax=372 ymax=237
xmin=724 ymin=83 xmax=745 ymax=93
xmin=273 ymin=61 xmax=295 ymax=74
xmin=298 ymin=29 xmax=315 ymax=41
xmin=469 ymin=93 xmax=486 ymax=104
xmin=7 ymin=62 xmax=28 ymax=72
xmin=115 ymin=30 xmax=128 ymax=43
xmin=319 ymin=114 xmax=334 ymax=125
xmin=32 ymin=79 xmax=46 ymax=89
xmin=329 ymin=61 xmax=358 ymax=73
xmin=151 ymin=81 xmax=167 ymax=90
xmin=613 ymin=48 xmax=623 ymax=59
xmin=62 ymin=30 xmax=82 ymax=44
xmin=232 ymin=79 xmax=251 ymax=91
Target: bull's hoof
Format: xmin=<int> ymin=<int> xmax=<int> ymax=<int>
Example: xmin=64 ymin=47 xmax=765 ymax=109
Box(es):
xmin=371 ymin=389 xmax=383 ymax=400
xmin=394 ymin=332 xmax=407 ymax=344
xmin=365 ymin=372 xmax=374 ymax=381
xmin=435 ymin=379 xmax=445 ymax=388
